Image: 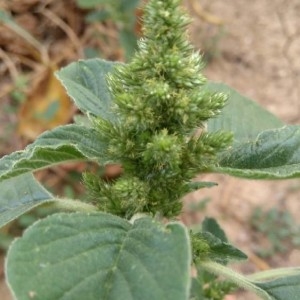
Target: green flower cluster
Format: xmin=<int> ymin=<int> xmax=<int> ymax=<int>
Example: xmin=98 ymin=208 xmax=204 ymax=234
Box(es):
xmin=85 ymin=0 xmax=232 ymax=218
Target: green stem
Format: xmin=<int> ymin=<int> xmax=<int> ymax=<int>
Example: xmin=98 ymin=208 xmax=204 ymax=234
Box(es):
xmin=247 ymin=267 xmax=300 ymax=282
xmin=44 ymin=198 xmax=98 ymax=213
xmin=200 ymin=260 xmax=271 ymax=300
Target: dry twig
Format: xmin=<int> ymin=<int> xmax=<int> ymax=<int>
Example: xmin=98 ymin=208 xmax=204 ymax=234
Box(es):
xmin=39 ymin=8 xmax=84 ymax=58
xmin=0 ymin=47 xmax=19 ymax=80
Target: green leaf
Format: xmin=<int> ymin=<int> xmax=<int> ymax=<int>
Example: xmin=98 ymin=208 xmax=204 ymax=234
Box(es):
xmin=194 ymin=232 xmax=247 ymax=264
xmin=207 ymin=84 xmax=300 ymax=180
xmin=0 ymin=174 xmax=53 ymax=227
xmin=189 ymin=277 xmax=205 ymax=300
xmin=256 ymin=274 xmax=300 ymax=300
xmin=215 ymin=125 xmax=300 ymax=179
xmin=202 ymin=217 xmax=227 ymax=242
xmin=79 ymin=0 xmax=140 ymax=11
xmin=207 ymin=82 xmax=284 ymax=144
xmin=120 ymin=0 xmax=140 ymax=11
xmin=56 ymin=58 xmax=120 ymax=119
xmin=0 ymin=173 xmax=96 ymax=228
xmin=7 ymin=212 xmax=191 ymax=300
xmin=187 ymin=181 xmax=217 ymax=192
xmin=86 ymin=10 xmax=110 ymax=23
xmin=76 ymin=0 xmax=107 ymax=8
xmin=73 ymin=114 xmax=92 ymax=127
xmin=0 ymin=124 xmax=106 ymax=181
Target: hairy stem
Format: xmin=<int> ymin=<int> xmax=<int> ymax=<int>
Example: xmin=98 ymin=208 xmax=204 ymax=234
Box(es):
xmin=45 ymin=198 xmax=98 ymax=213
xmin=200 ymin=260 xmax=271 ymax=300
xmin=247 ymin=267 xmax=300 ymax=281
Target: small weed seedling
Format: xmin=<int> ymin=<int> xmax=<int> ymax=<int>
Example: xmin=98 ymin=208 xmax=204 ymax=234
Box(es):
xmin=251 ymin=207 xmax=300 ymax=258
xmin=1 ymin=0 xmax=300 ymax=299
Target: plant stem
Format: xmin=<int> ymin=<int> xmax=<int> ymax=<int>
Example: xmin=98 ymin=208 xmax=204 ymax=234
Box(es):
xmin=200 ymin=260 xmax=271 ymax=300
xmin=45 ymin=198 xmax=98 ymax=213
xmin=247 ymin=267 xmax=300 ymax=281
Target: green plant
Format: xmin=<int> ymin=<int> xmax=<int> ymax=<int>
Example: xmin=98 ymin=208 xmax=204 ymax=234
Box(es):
xmin=1 ymin=0 xmax=300 ymax=299
xmin=251 ymin=207 xmax=300 ymax=257
xmin=76 ymin=0 xmax=140 ymax=60
xmin=9 ymin=76 xmax=28 ymax=104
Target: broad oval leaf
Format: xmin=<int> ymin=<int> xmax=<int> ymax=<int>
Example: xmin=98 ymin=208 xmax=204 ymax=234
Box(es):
xmin=215 ymin=125 xmax=300 ymax=179
xmin=206 ymin=82 xmax=284 ymax=144
xmin=0 ymin=174 xmax=53 ymax=227
xmin=6 ymin=212 xmax=191 ymax=300
xmin=255 ymin=274 xmax=300 ymax=300
xmin=0 ymin=124 xmax=106 ymax=181
xmin=56 ymin=59 xmax=120 ymax=119
xmin=0 ymin=173 xmax=96 ymax=227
